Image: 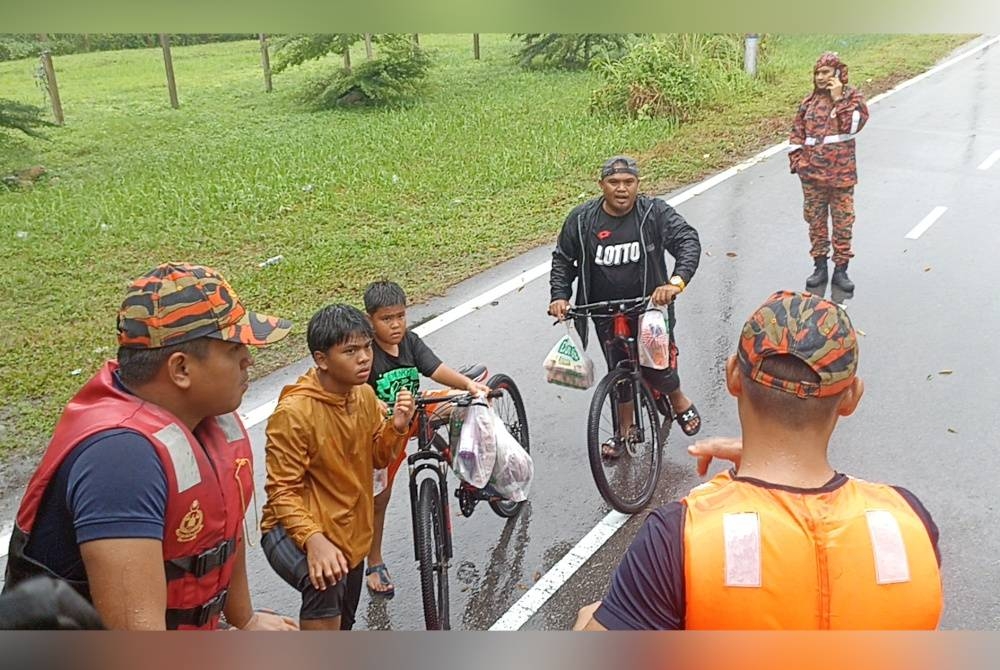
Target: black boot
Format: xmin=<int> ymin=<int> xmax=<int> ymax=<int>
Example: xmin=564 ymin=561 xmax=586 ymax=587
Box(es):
xmin=831 ymin=263 xmax=855 ymax=292
xmin=805 ymin=257 xmax=828 ymax=289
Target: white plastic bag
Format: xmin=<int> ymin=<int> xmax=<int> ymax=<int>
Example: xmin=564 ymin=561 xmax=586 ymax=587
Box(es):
xmin=487 ymin=411 xmax=534 ymax=502
xmin=452 ymin=397 xmax=497 ymax=489
xmin=638 ymin=300 xmax=671 ymax=370
xmin=543 ymin=323 xmax=595 ymax=389
xmin=373 ymin=466 xmax=389 ymax=497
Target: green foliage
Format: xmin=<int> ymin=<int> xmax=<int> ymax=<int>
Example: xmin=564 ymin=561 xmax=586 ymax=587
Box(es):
xmin=512 ymin=34 xmax=631 ymax=70
xmin=0 ymin=34 xmax=976 ymax=457
xmin=271 ymin=34 xmax=362 ymax=74
xmin=0 ymin=34 xmax=254 ymax=62
xmin=286 ymin=34 xmax=431 ymax=108
xmin=0 ymin=98 xmax=53 ymax=139
xmin=589 ymin=34 xmax=759 ymax=122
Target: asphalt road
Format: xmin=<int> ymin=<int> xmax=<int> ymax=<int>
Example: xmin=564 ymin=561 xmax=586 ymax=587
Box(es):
xmin=2 ymin=37 xmax=998 ymax=630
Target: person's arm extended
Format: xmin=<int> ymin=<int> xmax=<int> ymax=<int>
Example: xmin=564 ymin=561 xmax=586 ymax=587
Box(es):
xmin=80 ymin=538 xmax=166 ymax=630
xmin=223 ymin=539 xmax=298 ymax=630
xmin=573 ymin=601 xmax=608 ymax=631
xmin=788 ymin=100 xmax=807 ymax=171
xmin=429 ymin=363 xmax=490 ymax=395
xmin=263 ymin=406 xmax=324 ymax=549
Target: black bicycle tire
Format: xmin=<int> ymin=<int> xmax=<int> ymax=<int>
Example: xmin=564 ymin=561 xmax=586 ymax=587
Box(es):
xmin=586 ymin=367 xmax=662 ymax=514
xmin=416 ymin=478 xmax=450 ymax=630
xmin=485 ymin=373 xmax=531 ymax=519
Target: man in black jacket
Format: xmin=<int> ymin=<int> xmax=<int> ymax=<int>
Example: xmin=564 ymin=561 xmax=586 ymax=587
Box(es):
xmin=548 ymin=156 xmax=703 ymax=445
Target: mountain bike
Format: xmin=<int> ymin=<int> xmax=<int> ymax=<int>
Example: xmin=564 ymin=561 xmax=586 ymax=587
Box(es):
xmin=407 ymin=369 xmax=530 ymax=630
xmin=564 ymin=298 xmax=674 ymax=514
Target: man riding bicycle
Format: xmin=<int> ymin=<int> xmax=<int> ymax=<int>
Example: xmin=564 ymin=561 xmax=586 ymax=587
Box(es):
xmin=547 ymin=155 xmax=703 ymax=447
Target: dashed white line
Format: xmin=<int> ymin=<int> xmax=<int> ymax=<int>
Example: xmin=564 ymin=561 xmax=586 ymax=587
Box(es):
xmin=977 ymin=149 xmax=1000 ymax=171
xmin=905 ymin=206 xmax=948 ymax=240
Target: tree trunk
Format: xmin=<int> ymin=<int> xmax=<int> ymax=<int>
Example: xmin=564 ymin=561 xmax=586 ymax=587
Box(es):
xmin=364 ymin=33 xmax=373 ymax=60
xmin=473 ymin=33 xmax=480 ymax=60
xmin=343 ymin=47 xmax=352 ymax=74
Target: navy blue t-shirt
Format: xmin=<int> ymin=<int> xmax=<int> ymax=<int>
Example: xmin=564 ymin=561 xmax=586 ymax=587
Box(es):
xmin=593 ymin=474 xmax=941 ymax=630
xmin=25 ymin=378 xmax=167 ymax=581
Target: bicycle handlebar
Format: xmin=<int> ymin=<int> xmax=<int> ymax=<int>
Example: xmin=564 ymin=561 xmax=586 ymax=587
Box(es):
xmin=413 ymin=389 xmax=502 ymax=408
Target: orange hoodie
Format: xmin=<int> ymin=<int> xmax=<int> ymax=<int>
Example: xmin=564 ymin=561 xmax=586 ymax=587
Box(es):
xmin=260 ymin=368 xmax=408 ymax=567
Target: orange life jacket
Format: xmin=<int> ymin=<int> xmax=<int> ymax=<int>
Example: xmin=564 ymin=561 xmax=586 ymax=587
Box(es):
xmin=682 ymin=472 xmax=942 ymax=629
xmin=7 ymin=361 xmax=254 ymax=630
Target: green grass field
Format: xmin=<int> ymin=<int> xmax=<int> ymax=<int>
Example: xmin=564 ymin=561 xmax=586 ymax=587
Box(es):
xmin=0 ymin=33 xmax=974 ymax=456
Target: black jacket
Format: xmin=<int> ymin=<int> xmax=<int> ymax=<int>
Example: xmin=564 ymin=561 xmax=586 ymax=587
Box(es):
xmin=549 ymin=194 xmax=701 ymax=349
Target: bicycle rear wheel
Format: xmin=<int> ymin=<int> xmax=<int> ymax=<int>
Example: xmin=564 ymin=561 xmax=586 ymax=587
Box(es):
xmin=416 ymin=478 xmax=450 ymax=630
xmin=485 ymin=373 xmax=530 ymax=518
xmin=586 ymin=367 xmax=662 ymax=514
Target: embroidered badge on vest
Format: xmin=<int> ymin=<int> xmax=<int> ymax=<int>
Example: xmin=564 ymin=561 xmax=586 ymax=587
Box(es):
xmin=176 ymin=500 xmax=205 ymax=543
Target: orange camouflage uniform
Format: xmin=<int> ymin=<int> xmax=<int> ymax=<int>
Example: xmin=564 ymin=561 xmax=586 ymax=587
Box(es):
xmin=789 ymin=53 xmax=869 ymax=266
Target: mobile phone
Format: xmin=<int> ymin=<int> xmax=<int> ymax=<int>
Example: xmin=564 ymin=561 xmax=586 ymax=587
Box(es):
xmin=834 ymin=68 xmax=841 ymax=79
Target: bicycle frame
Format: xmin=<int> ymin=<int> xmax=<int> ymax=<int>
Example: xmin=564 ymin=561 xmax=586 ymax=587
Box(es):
xmin=566 ymin=297 xmax=659 ymax=446
xmin=407 ymin=400 xmax=455 ymax=564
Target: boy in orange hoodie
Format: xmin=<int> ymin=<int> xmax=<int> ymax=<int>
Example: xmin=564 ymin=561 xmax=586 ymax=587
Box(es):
xmin=260 ymin=304 xmax=415 ymax=630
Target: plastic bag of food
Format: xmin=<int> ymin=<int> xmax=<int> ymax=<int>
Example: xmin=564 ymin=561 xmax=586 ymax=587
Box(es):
xmin=452 ymin=397 xmax=496 ymax=489
xmin=487 ymin=411 xmax=534 ymax=502
xmin=543 ymin=323 xmax=594 ymax=389
xmin=638 ymin=300 xmax=671 ymax=370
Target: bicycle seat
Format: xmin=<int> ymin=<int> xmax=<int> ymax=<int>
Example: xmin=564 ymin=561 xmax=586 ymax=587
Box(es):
xmin=456 ymin=363 xmax=487 ymax=381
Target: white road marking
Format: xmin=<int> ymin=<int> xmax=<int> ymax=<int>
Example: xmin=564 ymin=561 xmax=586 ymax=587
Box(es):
xmin=977 ymin=149 xmax=1000 ymax=171
xmin=487 ymin=36 xmax=1000 ymax=631
xmin=905 ymin=206 xmax=948 ymax=240
xmin=489 ymin=511 xmax=629 ymax=631
xmin=2 ymin=35 xmax=996 ymax=601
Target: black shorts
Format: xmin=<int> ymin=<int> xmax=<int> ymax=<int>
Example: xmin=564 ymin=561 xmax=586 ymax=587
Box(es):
xmin=261 ymin=524 xmax=364 ymax=628
xmin=592 ymin=311 xmax=681 ymax=396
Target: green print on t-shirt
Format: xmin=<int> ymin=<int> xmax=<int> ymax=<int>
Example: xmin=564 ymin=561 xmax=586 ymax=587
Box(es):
xmin=375 ymin=366 xmax=420 ymax=403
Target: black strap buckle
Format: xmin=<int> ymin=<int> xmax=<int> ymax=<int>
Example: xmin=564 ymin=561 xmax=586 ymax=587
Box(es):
xmin=165 ymin=588 xmax=228 ymax=629
xmin=165 ymin=537 xmax=237 ymax=581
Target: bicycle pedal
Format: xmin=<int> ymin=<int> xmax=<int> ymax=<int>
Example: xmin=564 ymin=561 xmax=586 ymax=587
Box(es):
xmin=455 ymin=486 xmax=478 ymax=517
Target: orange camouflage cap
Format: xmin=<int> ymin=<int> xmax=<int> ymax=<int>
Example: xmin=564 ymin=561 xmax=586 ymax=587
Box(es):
xmin=117 ymin=262 xmax=292 ymax=349
xmin=737 ymin=290 xmax=858 ymax=398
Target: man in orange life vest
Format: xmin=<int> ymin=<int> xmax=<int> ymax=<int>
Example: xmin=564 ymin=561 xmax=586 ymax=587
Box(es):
xmin=3 ymin=263 xmax=299 ymax=631
xmin=574 ymin=290 xmax=943 ymax=629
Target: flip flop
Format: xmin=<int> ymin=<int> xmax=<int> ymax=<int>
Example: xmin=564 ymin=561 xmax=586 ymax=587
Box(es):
xmin=365 ymin=563 xmax=395 ymax=599
xmin=675 ymin=404 xmax=702 ymax=437
xmin=601 ymin=438 xmax=625 ymax=460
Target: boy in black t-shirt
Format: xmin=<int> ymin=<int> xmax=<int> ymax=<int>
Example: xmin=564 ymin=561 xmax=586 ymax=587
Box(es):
xmin=362 ymin=280 xmax=489 ymax=598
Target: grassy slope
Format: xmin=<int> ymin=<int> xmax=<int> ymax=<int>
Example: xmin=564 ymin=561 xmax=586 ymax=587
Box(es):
xmin=0 ymin=33 xmax=974 ymax=456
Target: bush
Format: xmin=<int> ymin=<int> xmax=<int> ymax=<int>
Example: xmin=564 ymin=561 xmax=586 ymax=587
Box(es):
xmin=512 ymin=34 xmax=631 ymax=70
xmin=589 ymin=34 xmax=760 ymax=122
xmin=298 ymin=35 xmax=431 ymax=109
xmin=590 ymin=39 xmax=712 ymax=122
xmin=0 ymin=34 xmax=255 ymax=62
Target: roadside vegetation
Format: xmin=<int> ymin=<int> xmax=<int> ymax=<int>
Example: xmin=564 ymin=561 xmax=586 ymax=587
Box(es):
xmin=0 ymin=33 xmax=973 ymax=457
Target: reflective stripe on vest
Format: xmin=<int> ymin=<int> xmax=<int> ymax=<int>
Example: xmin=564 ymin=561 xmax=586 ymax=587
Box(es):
xmin=682 ymin=473 xmax=943 ymax=630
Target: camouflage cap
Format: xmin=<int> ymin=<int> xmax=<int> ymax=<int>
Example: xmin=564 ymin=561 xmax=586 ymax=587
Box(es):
xmin=117 ymin=262 xmax=292 ymax=349
xmin=600 ymin=155 xmax=640 ymax=180
xmin=737 ymin=290 xmax=858 ymax=398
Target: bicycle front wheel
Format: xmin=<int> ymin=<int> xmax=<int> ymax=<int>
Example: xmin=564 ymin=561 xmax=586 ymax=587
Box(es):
xmin=486 ymin=373 xmax=530 ymax=519
xmin=586 ymin=367 xmax=662 ymax=514
xmin=416 ymin=478 xmax=451 ymax=630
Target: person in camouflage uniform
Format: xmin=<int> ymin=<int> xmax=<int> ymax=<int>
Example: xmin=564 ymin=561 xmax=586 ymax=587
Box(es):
xmin=789 ymin=52 xmax=870 ymax=292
